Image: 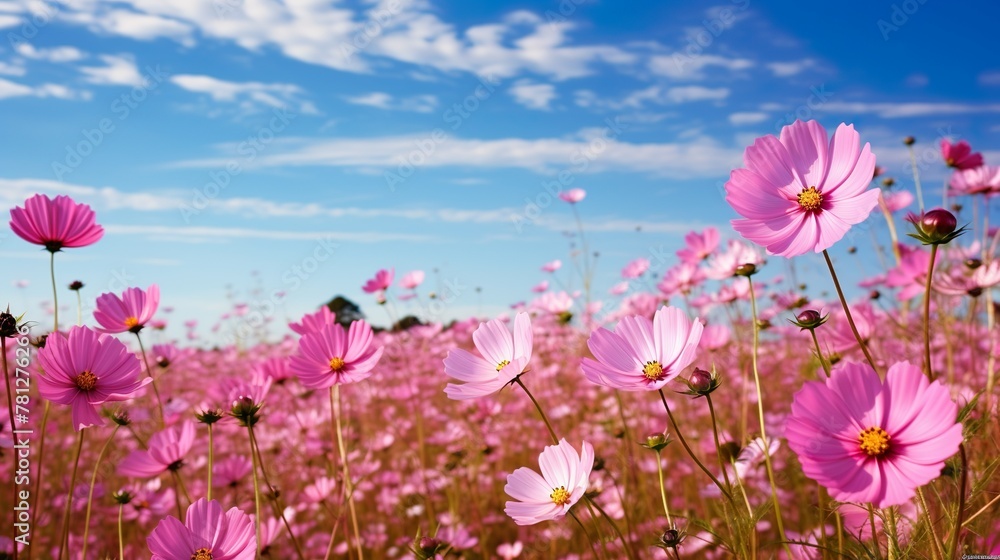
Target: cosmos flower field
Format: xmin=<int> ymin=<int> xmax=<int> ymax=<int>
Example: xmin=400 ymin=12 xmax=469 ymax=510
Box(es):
xmin=3 ymin=122 xmax=1000 ymax=559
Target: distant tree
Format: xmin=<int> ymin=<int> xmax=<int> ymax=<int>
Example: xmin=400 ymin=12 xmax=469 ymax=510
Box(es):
xmin=325 ymin=295 xmax=365 ymax=327
xmin=391 ymin=315 xmax=424 ymax=332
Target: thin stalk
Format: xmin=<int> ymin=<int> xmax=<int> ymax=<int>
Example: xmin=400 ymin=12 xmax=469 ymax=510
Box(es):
xmin=247 ymin=425 xmax=263 ymax=560
xmin=705 ymin=394 xmax=732 ymax=490
xmin=908 ymin=144 xmax=925 ymax=211
xmin=1 ymin=337 xmax=19 ymax=560
xmin=118 ymin=503 xmax=125 ymax=560
xmin=809 ymin=329 xmax=832 ymax=377
xmin=867 ymin=504 xmax=882 ymax=560
xmin=823 ymin=250 xmax=879 ymax=373
xmin=49 ymin=250 xmax=59 ymax=331
xmin=746 ymin=278 xmax=791 ymax=558
xmin=207 ymin=424 xmax=214 ymax=500
xmin=75 ymin=290 xmax=82 ymax=326
xmin=514 ymin=377 xmax=558 ymax=445
xmin=962 ymin=493 xmax=1000 ymax=527
xmin=658 ymin=390 xmax=733 ymax=504
xmin=29 ymin=401 xmax=50 ymax=556
xmin=922 ymin=245 xmax=939 ymax=380
xmin=569 ymin=510 xmax=602 ymax=560
xmin=331 ymin=386 xmax=364 ymax=560
xmin=134 ymin=333 xmax=165 ymax=427
xmin=950 ymin=444 xmax=968 ymax=560
xmin=655 ymin=452 xmax=673 ymax=527
xmin=59 ymin=430 xmax=85 ymax=560
xmin=585 ymin=496 xmax=635 ymax=560
xmin=81 ymin=425 xmax=120 ymax=560
xmin=249 ymin=424 xmax=306 ymax=560
xmin=917 ymin=487 xmax=946 ymax=560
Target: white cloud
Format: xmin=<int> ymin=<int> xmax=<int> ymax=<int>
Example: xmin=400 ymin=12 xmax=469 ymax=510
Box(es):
xmin=79 ymin=54 xmax=145 ymax=86
xmin=664 ymin=86 xmax=729 ymax=103
xmin=0 ymin=78 xmax=88 ymax=100
xmin=728 ymin=111 xmax=769 ymax=125
xmin=819 ymin=101 xmax=1000 ymax=118
xmin=509 ymin=80 xmax=556 ymax=110
xmin=342 ymin=92 xmax=438 ymax=113
xmin=648 ymin=53 xmax=753 ymax=80
xmin=15 ymin=44 xmax=86 ymax=62
xmin=171 ymin=74 xmax=318 ymax=115
xmin=978 ymin=71 xmax=1000 ymax=87
xmin=0 ymin=61 xmax=25 ymax=76
xmin=766 ymin=59 xmax=815 ymax=77
xmin=577 ymin=85 xmax=728 ymax=111
xmin=169 ymin=133 xmax=743 ymax=178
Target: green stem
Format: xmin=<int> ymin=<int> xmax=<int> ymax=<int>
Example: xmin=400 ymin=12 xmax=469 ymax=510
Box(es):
xmin=706 ymin=394 xmax=732 ymax=490
xmin=809 ymin=329 xmax=832 ymax=377
xmin=81 ymin=425 xmax=120 ymax=560
xmin=50 ymin=250 xmax=59 ymax=332
xmin=867 ymin=504 xmax=882 ymax=560
xmin=570 ymin=510 xmax=603 ymax=560
xmin=118 ymin=503 xmax=125 ymax=560
xmin=655 ymin=452 xmax=673 ymax=527
xmin=332 ymin=385 xmax=364 ymax=560
xmin=29 ymin=401 xmax=50 ymax=559
xmin=249 ymin=424 xmax=306 ymax=560
xmin=823 ymin=250 xmax=879 ymax=373
xmin=585 ymin=496 xmax=635 ymax=560
xmin=908 ymin=144 xmax=925 ymax=212
xmin=134 ymin=332 xmax=165 ymax=427
xmin=514 ymin=377 xmax=559 ymax=445
xmin=207 ymin=424 xmax=214 ymax=501
xmin=917 ymin=487 xmax=946 ymax=560
xmin=950 ymin=444 xmax=968 ymax=560
xmin=59 ymin=430 xmax=85 ymax=560
xmin=247 ymin=425 xmax=263 ymax=560
xmin=1 ymin=337 xmax=19 ymax=560
xmin=747 ymin=278 xmax=792 ymax=559
xmin=923 ymin=244 xmax=939 ymax=380
xmin=658 ymin=390 xmax=733 ymax=504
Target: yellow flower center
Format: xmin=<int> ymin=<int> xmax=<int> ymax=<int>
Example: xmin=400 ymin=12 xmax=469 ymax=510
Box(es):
xmin=495 ymin=359 xmax=511 ymax=372
xmin=124 ymin=316 xmax=140 ymax=328
xmin=329 ymin=357 xmax=345 ymax=371
xmin=191 ymin=548 xmax=214 ymax=560
xmin=74 ymin=371 xmax=97 ymax=391
xmin=858 ymin=426 xmax=891 ymax=457
xmin=797 ymin=186 xmax=823 ymax=212
xmin=642 ymin=361 xmax=664 ymax=380
xmin=550 ymin=486 xmax=571 ymax=506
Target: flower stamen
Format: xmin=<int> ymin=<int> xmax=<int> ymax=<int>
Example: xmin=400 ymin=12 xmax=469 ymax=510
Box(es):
xmin=74 ymin=371 xmax=97 ymax=391
xmin=858 ymin=426 xmax=891 ymax=457
xmin=329 ymin=357 xmax=345 ymax=371
xmin=495 ymin=359 xmax=511 ymax=372
xmin=642 ymin=361 xmax=664 ymax=380
xmin=550 ymin=486 xmax=571 ymax=506
xmin=191 ymin=548 xmax=214 ymax=560
xmin=797 ymin=186 xmax=823 ymax=212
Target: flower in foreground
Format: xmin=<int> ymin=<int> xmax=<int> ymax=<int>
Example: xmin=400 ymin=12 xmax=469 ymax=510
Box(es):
xmin=9 ymin=193 xmax=104 ymax=252
xmin=582 ymin=305 xmax=703 ymax=391
xmin=94 ymin=284 xmax=160 ymax=334
xmin=725 ymin=120 xmax=880 ymax=257
xmin=504 ymin=439 xmax=594 ymax=525
xmin=36 ymin=326 xmax=148 ymax=430
xmin=786 ymin=361 xmax=962 ymax=508
xmin=147 ymin=497 xmax=256 ymax=560
xmin=289 ymin=320 xmax=383 ymax=389
xmin=443 ymin=312 xmax=532 ymax=400
xmin=119 ymin=421 xmax=197 ymax=477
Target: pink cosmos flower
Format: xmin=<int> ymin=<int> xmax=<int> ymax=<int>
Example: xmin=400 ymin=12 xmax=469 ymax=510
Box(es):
xmin=147 ymin=497 xmax=256 ymax=560
xmin=119 ymin=421 xmax=197 ymax=477
xmin=582 ymin=306 xmax=703 ymax=391
xmin=531 ymin=280 xmax=549 ymax=293
xmin=726 ymin=120 xmax=880 ymax=257
xmin=620 ymin=257 xmax=650 ymax=279
xmin=362 ymin=268 xmax=394 ymax=294
xmin=504 ymin=439 xmax=594 ymax=525
xmin=881 ymin=190 xmax=914 ymax=213
xmin=399 ymin=270 xmax=425 ymax=290
xmin=36 ymin=326 xmax=148 ymax=431
xmin=497 ymin=542 xmax=523 ymax=560
xmin=950 ymin=165 xmax=1000 ymax=197
xmin=677 ymin=227 xmax=720 ymax=263
xmin=934 ymin=260 xmax=1000 ymax=296
xmin=443 ymin=312 xmax=532 ymax=400
xmin=289 ymin=320 xmax=384 ymax=389
xmin=541 ymin=260 xmax=562 ymax=273
xmin=289 ymin=306 xmax=337 ymax=335
xmin=940 ymin=139 xmax=983 ymax=170
xmin=557 ymin=189 xmax=586 ymax=203
xmin=609 ymin=281 xmax=629 ymax=295
xmin=9 ymin=193 xmax=104 ymax=252
xmin=94 ymin=284 xmax=160 ymax=334
xmin=704 ymin=239 xmax=763 ymax=280
xmin=885 ymin=246 xmax=932 ymax=301
xmin=786 ymin=361 xmax=962 ymax=508
xmin=658 ymin=262 xmax=704 ymax=297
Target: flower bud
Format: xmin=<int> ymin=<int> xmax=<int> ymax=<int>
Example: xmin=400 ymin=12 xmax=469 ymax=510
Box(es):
xmin=689 ymin=368 xmax=714 ymax=393
xmin=734 ymin=263 xmax=757 ymax=277
xmin=790 ymin=309 xmax=828 ymax=330
xmin=881 ymin=177 xmax=895 ymax=188
xmin=903 ymin=136 xmax=916 ymax=146
xmin=656 ymin=528 xmax=684 ymax=549
xmin=0 ymin=309 xmax=19 ymax=338
xmin=906 ymin=208 xmax=965 ymax=245
xmin=68 ymin=280 xmax=84 ymax=291
xmin=112 ymin=490 xmax=134 ymax=505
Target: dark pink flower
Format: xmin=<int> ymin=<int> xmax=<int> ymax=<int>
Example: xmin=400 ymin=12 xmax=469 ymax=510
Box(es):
xmin=119 ymin=421 xmax=197 ymax=477
xmin=289 ymin=306 xmax=337 ymax=335
xmin=786 ymin=361 xmax=962 ymax=508
xmin=36 ymin=326 xmax=147 ymax=431
xmin=9 ymin=193 xmax=104 ymax=252
xmin=362 ymin=268 xmax=394 ymax=294
xmin=289 ymin=320 xmax=383 ymax=389
xmin=726 ymin=120 xmax=880 ymax=257
xmin=940 ymin=139 xmax=983 ymax=170
xmin=147 ymin=497 xmax=256 ymax=560
xmin=93 ymin=284 xmax=160 ymax=334
xmin=676 ymin=227 xmax=720 ymax=263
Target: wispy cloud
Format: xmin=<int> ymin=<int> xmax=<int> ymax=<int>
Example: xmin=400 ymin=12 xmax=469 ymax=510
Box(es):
xmin=509 ymin=80 xmax=556 ymax=110
xmin=79 ymin=54 xmax=145 ymax=86
xmin=342 ymin=92 xmax=438 ymax=113
xmin=0 ymin=78 xmax=89 ymax=100
xmin=819 ymin=101 xmax=1000 ymax=118
xmin=170 ymin=74 xmax=319 ymax=115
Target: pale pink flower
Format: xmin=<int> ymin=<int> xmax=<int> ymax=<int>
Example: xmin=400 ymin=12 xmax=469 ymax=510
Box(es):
xmin=443 ymin=312 xmax=532 ymax=400
xmin=399 ymin=270 xmax=425 ymax=289
xmin=541 ymin=260 xmax=562 ymax=273
xmin=558 ymin=189 xmax=586 ymax=203
xmin=504 ymin=439 xmax=594 ymax=525
xmin=621 ymin=257 xmax=650 ymax=279
xmin=677 ymin=227 xmax=720 ymax=263
xmin=950 ymin=165 xmax=1000 ymax=197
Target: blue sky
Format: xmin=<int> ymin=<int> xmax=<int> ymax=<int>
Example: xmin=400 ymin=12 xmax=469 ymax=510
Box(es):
xmin=1 ymin=0 xmax=998 ymax=342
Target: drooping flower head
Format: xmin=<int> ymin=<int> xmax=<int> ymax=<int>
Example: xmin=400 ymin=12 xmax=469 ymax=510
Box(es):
xmin=786 ymin=361 xmax=962 ymax=508
xmin=289 ymin=320 xmax=384 ymax=389
xmin=725 ymin=120 xmax=880 ymax=257
xmin=443 ymin=312 xmax=532 ymax=400
xmin=147 ymin=497 xmax=256 ymax=560
xmin=94 ymin=284 xmax=160 ymax=334
xmin=362 ymin=268 xmax=394 ymax=294
xmin=940 ymin=139 xmax=983 ymax=170
xmin=582 ymin=305 xmax=703 ymax=391
xmin=36 ymin=326 xmax=148 ymax=430
xmin=9 ymin=193 xmax=104 ymax=252
xmin=504 ymin=439 xmax=594 ymax=525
